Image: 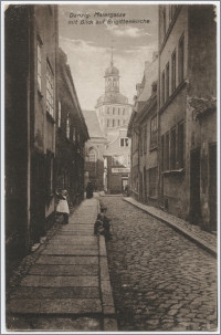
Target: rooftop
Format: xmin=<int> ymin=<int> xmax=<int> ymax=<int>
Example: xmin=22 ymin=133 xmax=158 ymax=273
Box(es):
xmin=82 ymin=110 xmax=105 ymax=138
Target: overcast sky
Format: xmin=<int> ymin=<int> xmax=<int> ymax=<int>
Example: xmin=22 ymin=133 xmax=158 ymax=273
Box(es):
xmin=59 ymin=4 xmax=158 ymax=110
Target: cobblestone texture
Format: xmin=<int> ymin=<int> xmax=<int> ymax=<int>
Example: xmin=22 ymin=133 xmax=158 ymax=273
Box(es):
xmin=100 ymin=196 xmax=217 ymax=332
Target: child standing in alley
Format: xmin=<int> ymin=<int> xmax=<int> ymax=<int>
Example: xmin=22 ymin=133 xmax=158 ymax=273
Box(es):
xmin=56 ymin=189 xmax=70 ymax=224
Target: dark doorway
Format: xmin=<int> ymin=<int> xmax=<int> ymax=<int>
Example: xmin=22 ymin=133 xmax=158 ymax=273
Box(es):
xmin=30 ymin=154 xmax=45 ymax=243
xmin=209 ymin=144 xmax=217 ymax=231
xmin=143 ymin=167 xmax=147 ymax=203
xmin=189 ymin=148 xmax=201 ymax=224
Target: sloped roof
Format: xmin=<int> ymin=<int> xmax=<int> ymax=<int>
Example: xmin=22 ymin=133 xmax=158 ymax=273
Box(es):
xmin=137 ymin=60 xmax=158 ymax=103
xmin=105 ymin=64 xmax=119 ymax=76
xmin=97 ymin=92 xmax=128 ymax=105
xmin=82 ymin=110 xmax=105 ymax=138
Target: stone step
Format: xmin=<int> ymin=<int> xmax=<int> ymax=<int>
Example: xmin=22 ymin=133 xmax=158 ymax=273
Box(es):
xmin=20 ymin=275 xmax=99 ymax=287
xmin=28 ymin=264 xmax=98 ymax=276
xmin=36 ymin=255 xmax=99 ymax=265
xmin=8 ymin=298 xmax=102 ymax=314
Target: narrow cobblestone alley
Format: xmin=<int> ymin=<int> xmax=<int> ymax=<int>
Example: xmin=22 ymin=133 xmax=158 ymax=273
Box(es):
xmin=100 ymin=196 xmax=217 ymax=332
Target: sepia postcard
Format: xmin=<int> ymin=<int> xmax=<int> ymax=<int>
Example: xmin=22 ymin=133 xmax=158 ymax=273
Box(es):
xmin=2 ymin=1 xmax=220 ymax=334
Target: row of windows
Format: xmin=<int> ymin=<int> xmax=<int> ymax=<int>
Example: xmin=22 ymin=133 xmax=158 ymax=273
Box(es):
xmin=107 ymin=119 xmax=127 ymax=127
xmin=58 ymin=103 xmax=80 ymax=143
xmin=37 ymin=41 xmax=55 ymax=118
xmin=161 ymin=122 xmax=184 ymax=171
xmin=99 ymin=107 xmax=127 ymax=115
xmin=149 ymin=167 xmax=157 ymax=198
xmin=120 ymin=138 xmax=129 ymax=147
xmin=162 ymin=5 xmax=180 ymax=41
xmin=161 ymin=33 xmax=184 ymax=106
xmin=139 ymin=115 xmax=158 ymax=156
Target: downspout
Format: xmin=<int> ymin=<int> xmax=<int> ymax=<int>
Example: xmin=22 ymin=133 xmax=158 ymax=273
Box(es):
xmin=157 ymin=6 xmax=161 ymax=209
xmin=25 ymin=6 xmax=32 ymax=252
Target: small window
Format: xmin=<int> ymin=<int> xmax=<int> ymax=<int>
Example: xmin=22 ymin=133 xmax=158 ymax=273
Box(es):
xmin=171 ymin=49 xmax=176 ymax=92
xmin=178 ymin=34 xmax=184 ymax=84
xmin=107 ymin=119 xmax=110 ymax=127
xmin=150 ymin=115 xmax=157 ymax=148
xmin=161 ymin=135 xmax=164 ymax=171
xmin=149 ymin=167 xmax=157 ymax=198
xmin=113 ymin=107 xmax=115 ymax=115
xmin=87 ymin=149 xmax=96 ymax=162
xmin=161 ymin=71 xmax=165 ymax=106
xmin=162 ymin=7 xmax=166 ymax=38
xmin=170 ymin=127 xmax=176 ymax=169
xmin=120 ymin=138 xmax=129 ymax=147
xmin=46 ymin=62 xmax=54 ymax=117
xmin=113 ymin=119 xmax=115 ymax=127
xmin=46 ymin=154 xmax=53 ymax=196
xmin=118 ymin=108 xmax=120 ymax=115
xmin=58 ymin=102 xmax=61 ymax=127
xmin=178 ymin=122 xmax=184 ymax=168
xmin=73 ymin=126 xmax=76 ymax=142
xmin=107 ymin=107 xmax=110 ymax=114
xmin=37 ymin=42 xmax=42 ymax=92
xmin=66 ymin=115 xmax=70 ymax=139
xmin=118 ymin=119 xmax=120 ymax=126
xmin=166 ymin=62 xmax=170 ymax=100
xmin=164 ymin=132 xmax=169 ymax=171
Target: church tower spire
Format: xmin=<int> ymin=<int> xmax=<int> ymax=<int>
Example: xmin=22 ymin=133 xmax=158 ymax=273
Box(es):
xmin=105 ymin=44 xmax=120 ymax=93
xmin=111 ymin=44 xmax=114 ymax=65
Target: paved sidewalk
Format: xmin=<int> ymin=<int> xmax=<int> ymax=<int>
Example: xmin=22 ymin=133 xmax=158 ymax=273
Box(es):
xmin=124 ymin=197 xmax=217 ymax=257
xmin=7 ymin=198 xmax=117 ymax=331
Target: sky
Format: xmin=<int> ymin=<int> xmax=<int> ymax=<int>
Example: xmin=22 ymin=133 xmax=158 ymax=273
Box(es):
xmin=59 ymin=4 xmax=158 ymax=110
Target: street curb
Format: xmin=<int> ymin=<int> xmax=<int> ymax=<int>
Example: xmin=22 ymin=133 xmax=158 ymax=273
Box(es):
xmin=98 ymin=236 xmax=118 ymax=331
xmin=123 ymin=198 xmax=217 ymax=258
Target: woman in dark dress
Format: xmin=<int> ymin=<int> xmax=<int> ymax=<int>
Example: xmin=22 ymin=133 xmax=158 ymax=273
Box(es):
xmin=86 ymin=181 xmax=94 ymax=199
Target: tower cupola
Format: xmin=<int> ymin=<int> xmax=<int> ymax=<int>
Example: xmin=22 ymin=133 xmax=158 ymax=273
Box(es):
xmin=105 ymin=46 xmax=120 ymax=93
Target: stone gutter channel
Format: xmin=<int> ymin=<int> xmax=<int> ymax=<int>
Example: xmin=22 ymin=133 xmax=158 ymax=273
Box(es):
xmin=98 ymin=235 xmax=118 ymax=331
xmin=123 ymin=197 xmax=217 ymax=258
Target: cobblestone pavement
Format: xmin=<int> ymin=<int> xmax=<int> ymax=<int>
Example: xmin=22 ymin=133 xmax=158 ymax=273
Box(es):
xmin=100 ymin=196 xmax=218 ymax=332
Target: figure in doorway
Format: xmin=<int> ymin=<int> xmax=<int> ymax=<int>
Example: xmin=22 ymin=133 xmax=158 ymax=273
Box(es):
xmin=86 ymin=181 xmax=94 ymax=199
xmin=124 ymin=184 xmax=130 ymax=197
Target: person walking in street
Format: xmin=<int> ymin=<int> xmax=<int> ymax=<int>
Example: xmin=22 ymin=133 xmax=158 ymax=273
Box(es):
xmin=56 ymin=189 xmax=70 ymax=224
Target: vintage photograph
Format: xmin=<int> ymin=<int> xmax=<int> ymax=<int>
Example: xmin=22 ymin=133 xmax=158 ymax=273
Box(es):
xmin=3 ymin=1 xmax=219 ymax=333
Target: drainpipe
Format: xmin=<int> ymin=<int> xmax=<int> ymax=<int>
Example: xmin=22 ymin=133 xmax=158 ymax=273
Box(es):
xmin=25 ymin=6 xmax=33 ymax=252
xmin=157 ymin=8 xmax=161 ymax=209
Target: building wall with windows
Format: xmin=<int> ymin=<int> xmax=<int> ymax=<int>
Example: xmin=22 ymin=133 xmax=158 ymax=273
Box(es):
xmin=5 ymin=5 xmax=59 ymax=279
xmin=128 ymin=53 xmax=158 ymax=204
xmin=158 ymin=5 xmax=216 ymax=230
xmin=55 ymin=49 xmax=89 ymax=207
xmin=138 ymin=95 xmax=158 ymax=207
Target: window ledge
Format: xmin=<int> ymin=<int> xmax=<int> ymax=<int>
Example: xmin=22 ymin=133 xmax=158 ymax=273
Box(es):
xmin=149 ymin=196 xmax=157 ymax=200
xmin=46 ymin=111 xmax=55 ymax=124
xmin=38 ymin=89 xmax=43 ymax=98
xmin=149 ymin=145 xmax=158 ymax=152
xmin=159 ymin=80 xmax=187 ymax=114
xmin=163 ymin=168 xmax=184 ymax=176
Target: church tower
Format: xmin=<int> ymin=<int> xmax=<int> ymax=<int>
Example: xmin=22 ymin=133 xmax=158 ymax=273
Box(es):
xmin=95 ymin=46 xmax=132 ymax=194
xmin=105 ymin=47 xmax=120 ymax=94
